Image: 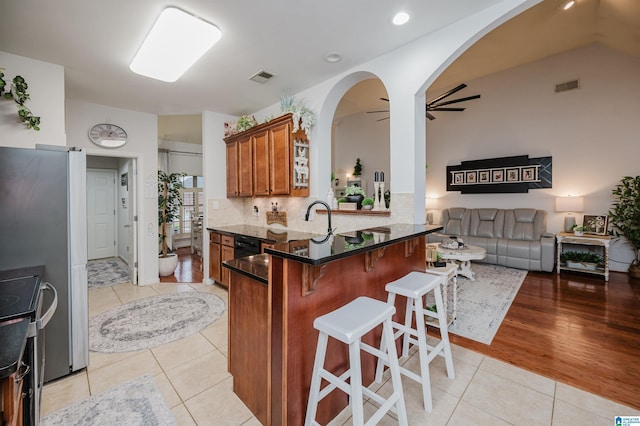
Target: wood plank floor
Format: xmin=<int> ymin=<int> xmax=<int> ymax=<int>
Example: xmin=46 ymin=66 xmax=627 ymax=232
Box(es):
xmin=448 ymin=269 xmax=640 ymax=410
xmin=159 ymin=246 xmax=203 ymax=283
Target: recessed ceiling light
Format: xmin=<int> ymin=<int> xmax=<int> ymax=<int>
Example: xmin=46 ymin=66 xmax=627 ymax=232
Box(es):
xmin=392 ymin=11 xmax=410 ymax=26
xmin=130 ymin=7 xmax=221 ymax=82
xmin=324 ymin=51 xmax=342 ymax=63
xmin=559 ymin=0 xmax=576 ymax=11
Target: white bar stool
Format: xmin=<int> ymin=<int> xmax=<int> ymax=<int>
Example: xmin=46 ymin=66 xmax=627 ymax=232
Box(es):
xmin=375 ymin=271 xmax=455 ymax=412
xmin=305 ymin=297 xmax=408 ymax=426
xmin=425 ymin=263 xmax=458 ymax=326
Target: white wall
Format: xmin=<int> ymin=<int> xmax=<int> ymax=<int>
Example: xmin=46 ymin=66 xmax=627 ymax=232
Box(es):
xmin=0 ymin=51 xmax=66 ymax=147
xmin=66 ymin=99 xmax=159 ymax=285
xmin=333 ymin=112 xmax=390 ymax=196
xmin=426 ymin=44 xmax=640 ymax=271
xmin=158 ymin=140 xmax=203 ymax=176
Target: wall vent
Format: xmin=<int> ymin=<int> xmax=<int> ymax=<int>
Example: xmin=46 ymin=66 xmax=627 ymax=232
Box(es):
xmin=249 ymin=70 xmax=275 ymax=84
xmin=554 ymin=79 xmax=580 ymax=93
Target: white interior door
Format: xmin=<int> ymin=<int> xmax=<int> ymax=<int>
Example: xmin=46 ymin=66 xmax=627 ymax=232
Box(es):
xmin=87 ymin=169 xmax=116 ymax=260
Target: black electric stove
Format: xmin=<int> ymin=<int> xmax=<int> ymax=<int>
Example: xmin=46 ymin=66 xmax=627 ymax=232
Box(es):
xmin=0 ymin=273 xmax=42 ymax=322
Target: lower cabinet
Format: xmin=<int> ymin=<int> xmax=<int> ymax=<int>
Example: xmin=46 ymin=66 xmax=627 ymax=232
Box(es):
xmin=210 ymin=231 xmax=235 ymax=288
xmin=1 ymin=371 xmax=24 ymax=426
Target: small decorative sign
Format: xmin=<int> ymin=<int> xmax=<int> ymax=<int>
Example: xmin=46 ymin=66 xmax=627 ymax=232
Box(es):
xmin=266 ymin=211 xmax=287 ymax=227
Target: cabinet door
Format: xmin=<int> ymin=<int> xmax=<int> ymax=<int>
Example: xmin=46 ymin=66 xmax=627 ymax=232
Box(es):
xmin=261 ymin=242 xmax=274 ymax=253
xmin=237 ymin=137 xmax=253 ymax=196
xmin=209 ymin=242 xmax=221 ymax=282
xmin=252 ymin=130 xmax=270 ymax=196
xmin=221 ymin=244 xmax=235 ymax=287
xmin=226 ymin=142 xmax=239 ymax=197
xmin=269 ymin=121 xmax=291 ymax=195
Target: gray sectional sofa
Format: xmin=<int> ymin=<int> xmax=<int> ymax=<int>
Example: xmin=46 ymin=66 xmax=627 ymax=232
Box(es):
xmin=427 ymin=207 xmax=555 ymax=272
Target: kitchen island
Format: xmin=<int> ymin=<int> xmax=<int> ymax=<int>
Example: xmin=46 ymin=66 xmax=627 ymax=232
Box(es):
xmin=224 ymin=224 xmax=442 ymax=425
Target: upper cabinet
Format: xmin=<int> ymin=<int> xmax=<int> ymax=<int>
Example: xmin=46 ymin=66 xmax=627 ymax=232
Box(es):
xmin=224 ymin=113 xmax=309 ymax=198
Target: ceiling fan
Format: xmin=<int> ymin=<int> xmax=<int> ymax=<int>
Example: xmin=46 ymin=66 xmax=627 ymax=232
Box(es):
xmin=367 ymin=83 xmax=480 ymax=121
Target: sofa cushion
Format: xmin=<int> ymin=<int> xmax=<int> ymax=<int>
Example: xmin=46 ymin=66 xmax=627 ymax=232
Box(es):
xmin=503 ymin=209 xmax=546 ymax=241
xmin=469 ymin=208 xmax=504 ymax=238
xmin=441 ymin=207 xmax=470 ymax=236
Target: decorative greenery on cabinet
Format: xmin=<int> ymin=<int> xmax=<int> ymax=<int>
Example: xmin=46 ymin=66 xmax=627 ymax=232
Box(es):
xmin=0 ymin=67 xmax=41 ymax=131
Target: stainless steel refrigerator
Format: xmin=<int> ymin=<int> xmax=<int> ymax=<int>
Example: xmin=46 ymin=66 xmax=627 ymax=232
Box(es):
xmin=0 ymin=145 xmax=88 ymax=382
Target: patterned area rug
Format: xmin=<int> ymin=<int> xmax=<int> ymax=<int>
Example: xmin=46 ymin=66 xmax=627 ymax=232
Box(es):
xmin=88 ymin=257 xmax=131 ymax=289
xmin=446 ymin=263 xmax=527 ymax=345
xmin=41 ymin=375 xmax=176 ymax=426
xmin=90 ymin=292 xmax=226 ymax=353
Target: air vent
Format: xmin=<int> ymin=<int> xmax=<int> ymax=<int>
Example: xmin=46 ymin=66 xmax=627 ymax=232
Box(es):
xmin=555 ymin=79 xmax=580 ymax=93
xmin=249 ymin=70 xmax=275 ymax=84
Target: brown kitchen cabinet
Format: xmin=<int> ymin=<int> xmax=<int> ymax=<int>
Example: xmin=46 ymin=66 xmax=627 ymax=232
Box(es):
xmin=209 ymin=232 xmax=235 ymax=288
xmin=226 ymin=136 xmax=253 ymax=197
xmin=209 ymin=232 xmax=221 ymax=282
xmin=224 ymin=113 xmax=309 ymax=198
xmin=1 ymin=371 xmax=24 ymax=426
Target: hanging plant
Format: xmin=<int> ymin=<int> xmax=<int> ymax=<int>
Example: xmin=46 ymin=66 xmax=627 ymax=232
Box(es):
xmin=0 ymin=68 xmax=41 ymax=131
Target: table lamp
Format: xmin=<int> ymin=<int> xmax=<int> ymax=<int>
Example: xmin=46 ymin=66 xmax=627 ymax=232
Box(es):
xmin=555 ymin=196 xmax=584 ymax=232
xmin=425 ymin=196 xmax=439 ymax=225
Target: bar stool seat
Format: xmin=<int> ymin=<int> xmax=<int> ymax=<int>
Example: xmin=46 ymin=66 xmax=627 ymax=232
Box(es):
xmin=376 ymin=271 xmax=455 ymax=412
xmin=305 ymin=297 xmax=408 ymax=426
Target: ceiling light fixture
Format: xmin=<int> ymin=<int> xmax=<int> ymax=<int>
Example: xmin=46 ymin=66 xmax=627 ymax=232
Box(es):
xmin=323 ymin=51 xmax=342 ymax=63
xmin=559 ymin=0 xmax=576 ymax=11
xmin=392 ymin=11 xmax=410 ymax=26
xmin=130 ymin=7 xmax=221 ymax=82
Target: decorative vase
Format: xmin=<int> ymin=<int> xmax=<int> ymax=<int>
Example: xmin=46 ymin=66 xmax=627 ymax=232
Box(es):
xmin=574 ymin=231 xmax=583 ymax=236
xmin=345 ymin=194 xmax=364 ymax=209
xmin=362 ymin=204 xmax=373 ymax=210
xmin=159 ymin=253 xmax=179 ymax=277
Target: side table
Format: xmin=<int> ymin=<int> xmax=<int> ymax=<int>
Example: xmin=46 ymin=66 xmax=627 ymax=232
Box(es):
xmin=556 ymin=232 xmax=610 ymax=281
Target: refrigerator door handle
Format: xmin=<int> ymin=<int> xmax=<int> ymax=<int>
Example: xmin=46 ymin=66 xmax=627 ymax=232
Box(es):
xmin=38 ymin=282 xmax=58 ymax=330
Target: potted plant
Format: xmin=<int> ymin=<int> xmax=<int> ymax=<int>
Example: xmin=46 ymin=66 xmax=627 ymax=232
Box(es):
xmin=572 ymin=224 xmax=588 ymax=236
xmin=353 ymin=158 xmax=363 ymax=177
xmin=560 ymin=251 xmax=604 ymax=270
xmin=609 ymin=175 xmax=640 ymax=278
xmin=158 ymin=171 xmax=185 ymax=276
xmin=362 ymin=197 xmax=374 ymax=210
xmin=344 ymin=185 xmax=366 ymax=209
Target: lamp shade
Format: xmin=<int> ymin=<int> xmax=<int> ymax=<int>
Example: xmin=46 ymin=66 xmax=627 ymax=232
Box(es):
xmin=425 ymin=196 xmax=439 ymax=210
xmin=555 ymin=196 xmax=584 ymax=212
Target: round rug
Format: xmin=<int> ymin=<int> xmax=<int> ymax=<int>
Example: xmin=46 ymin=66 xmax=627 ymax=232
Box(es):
xmin=89 ymin=292 xmax=226 ymax=353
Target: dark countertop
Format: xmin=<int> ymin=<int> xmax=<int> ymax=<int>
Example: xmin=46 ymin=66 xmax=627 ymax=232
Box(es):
xmin=224 ymin=254 xmax=269 ymax=285
xmin=0 ymin=318 xmax=29 ymax=380
xmin=222 ymin=224 xmax=443 ymax=283
xmin=207 ymin=225 xmax=322 ymax=244
xmin=265 ymin=224 xmax=443 ymax=265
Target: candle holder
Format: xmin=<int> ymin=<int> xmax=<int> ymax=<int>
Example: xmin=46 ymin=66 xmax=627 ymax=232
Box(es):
xmin=373 ymin=182 xmax=382 ymax=211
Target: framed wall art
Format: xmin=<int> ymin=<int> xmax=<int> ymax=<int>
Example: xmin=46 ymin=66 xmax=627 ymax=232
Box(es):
xmin=583 ymin=215 xmax=608 ymax=235
xmin=446 ymin=155 xmax=552 ymax=194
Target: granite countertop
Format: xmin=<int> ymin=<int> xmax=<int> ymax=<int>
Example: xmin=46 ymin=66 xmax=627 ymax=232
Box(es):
xmin=264 ymin=224 xmax=442 ymax=265
xmin=0 ymin=318 xmax=29 ymax=380
xmin=207 ymin=225 xmax=322 ymax=244
xmin=224 ymin=254 xmax=269 ymax=285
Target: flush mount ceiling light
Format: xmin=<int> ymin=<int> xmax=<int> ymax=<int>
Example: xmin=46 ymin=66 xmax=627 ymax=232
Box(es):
xmin=323 ymin=51 xmax=342 ymax=63
xmin=392 ymin=11 xmax=410 ymax=26
xmin=130 ymin=7 xmax=221 ymax=82
xmin=559 ymin=0 xmax=576 ymax=11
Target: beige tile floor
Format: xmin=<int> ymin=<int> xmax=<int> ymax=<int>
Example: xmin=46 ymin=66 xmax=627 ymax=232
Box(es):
xmin=42 ymin=282 xmax=639 ymax=425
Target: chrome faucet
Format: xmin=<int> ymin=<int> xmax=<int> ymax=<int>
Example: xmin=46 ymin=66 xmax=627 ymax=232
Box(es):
xmin=305 ymin=200 xmax=333 ymax=235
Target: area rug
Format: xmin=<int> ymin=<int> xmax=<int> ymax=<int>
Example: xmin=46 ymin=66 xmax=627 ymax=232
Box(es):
xmin=89 ymin=292 xmax=226 ymax=353
xmin=88 ymin=257 xmax=131 ymax=289
xmin=445 ymin=263 xmax=527 ymax=345
xmin=41 ymin=375 xmax=176 ymax=426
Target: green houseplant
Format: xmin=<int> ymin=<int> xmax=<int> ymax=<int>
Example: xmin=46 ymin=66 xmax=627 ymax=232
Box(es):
xmin=353 ymin=158 xmax=363 ymax=177
xmin=608 ymin=175 xmax=640 ymax=278
xmin=362 ymin=197 xmax=374 ymax=210
xmin=158 ymin=171 xmax=185 ymax=276
xmin=560 ymin=251 xmax=605 ymax=270
xmin=344 ymin=185 xmax=366 ymax=209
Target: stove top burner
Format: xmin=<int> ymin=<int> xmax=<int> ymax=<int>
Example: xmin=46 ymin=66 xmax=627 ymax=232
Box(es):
xmin=0 ymin=270 xmax=42 ymax=322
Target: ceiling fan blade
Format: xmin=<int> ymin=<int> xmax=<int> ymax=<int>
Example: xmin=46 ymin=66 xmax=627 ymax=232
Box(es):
xmin=427 ymin=83 xmax=467 ymax=106
xmin=366 ymin=110 xmax=389 ymax=114
xmin=377 ymin=116 xmax=390 ymax=122
xmin=426 ymin=112 xmax=436 ymax=120
xmin=430 ymin=94 xmax=481 ymax=108
xmin=429 ymin=107 xmax=465 ymax=112
xmin=380 ymin=97 xmax=389 ymax=102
